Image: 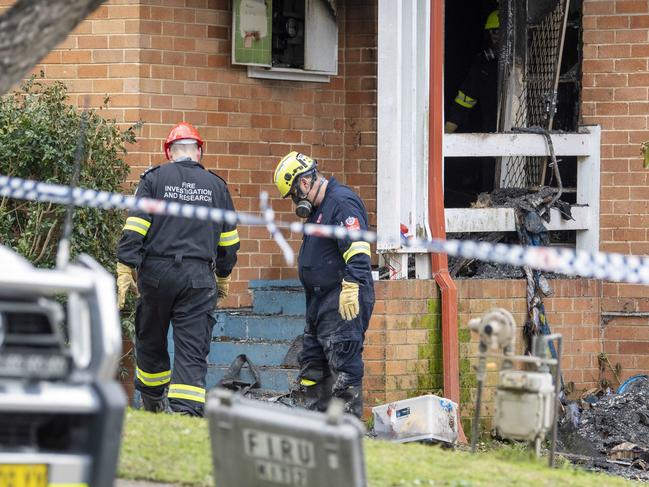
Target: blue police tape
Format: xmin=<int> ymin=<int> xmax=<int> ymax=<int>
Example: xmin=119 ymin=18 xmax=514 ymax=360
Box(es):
xmin=0 ymin=174 xmax=302 ymax=263
xmin=1 ymin=174 xmax=649 ymax=284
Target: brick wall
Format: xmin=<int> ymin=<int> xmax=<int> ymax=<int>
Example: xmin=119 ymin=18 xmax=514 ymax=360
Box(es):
xmin=341 ymin=0 xmax=377 ymax=227
xmin=363 ymin=280 xmax=442 ymax=418
xmin=364 ymin=279 xmax=603 ymax=430
xmin=0 ymin=0 xmax=378 ymax=307
xmin=456 ymin=279 xmax=602 ymax=432
xmin=601 ymin=282 xmax=649 ymax=380
xmin=4 ymin=0 xmax=648 ymax=425
xmin=582 ymin=0 xmax=649 ymax=381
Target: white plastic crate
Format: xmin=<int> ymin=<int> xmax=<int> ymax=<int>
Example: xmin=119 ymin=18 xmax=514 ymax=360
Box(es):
xmin=372 ymin=394 xmax=458 ymax=444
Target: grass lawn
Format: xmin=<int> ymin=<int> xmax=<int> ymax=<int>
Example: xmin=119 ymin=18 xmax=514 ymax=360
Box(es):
xmin=118 ymin=408 xmax=637 ymax=486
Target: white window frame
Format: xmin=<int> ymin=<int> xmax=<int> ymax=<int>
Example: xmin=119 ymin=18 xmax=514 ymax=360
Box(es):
xmin=443 ymin=127 xmax=601 ymax=254
xmin=376 ymin=0 xmax=601 ymax=279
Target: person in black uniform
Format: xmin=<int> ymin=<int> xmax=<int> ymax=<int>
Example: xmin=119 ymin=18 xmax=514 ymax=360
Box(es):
xmin=445 ymin=9 xmax=500 ymax=134
xmin=273 ymin=151 xmax=374 ymax=418
xmin=116 ymin=122 xmax=240 ymax=416
xmin=444 ymin=9 xmax=499 ymax=206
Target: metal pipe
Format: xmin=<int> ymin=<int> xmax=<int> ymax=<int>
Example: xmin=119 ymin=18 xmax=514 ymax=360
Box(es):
xmin=547 ymin=0 xmax=572 ymax=132
xmin=514 ymin=126 xmax=563 ymax=213
xmin=548 ymin=334 xmax=562 ymax=468
xmin=471 ymin=345 xmax=487 ymax=453
xmin=541 ymin=130 xmax=563 ymax=213
xmin=602 ymin=311 xmax=649 ymax=317
xmin=428 ymin=0 xmax=465 ymax=443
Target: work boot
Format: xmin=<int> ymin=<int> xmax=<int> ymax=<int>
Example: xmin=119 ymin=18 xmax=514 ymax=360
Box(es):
xmin=169 ymin=403 xmax=204 ymax=417
xmin=141 ymin=392 xmax=171 ymax=414
xmin=334 ymin=385 xmax=363 ymax=418
xmin=290 ymin=375 xmax=335 ymax=412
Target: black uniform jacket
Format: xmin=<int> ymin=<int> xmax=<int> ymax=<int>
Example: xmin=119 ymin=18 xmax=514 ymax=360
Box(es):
xmin=298 ymin=177 xmax=373 ymax=296
xmin=117 ymin=158 xmax=239 ymax=277
xmin=447 ymin=48 xmax=498 ymax=132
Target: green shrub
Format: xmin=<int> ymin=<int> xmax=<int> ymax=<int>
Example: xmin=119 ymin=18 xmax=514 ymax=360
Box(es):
xmin=0 ymin=75 xmax=140 ymax=339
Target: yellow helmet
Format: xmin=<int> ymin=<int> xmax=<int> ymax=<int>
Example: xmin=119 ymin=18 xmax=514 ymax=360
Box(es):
xmin=484 ymin=10 xmax=499 ymax=30
xmin=273 ymin=151 xmax=317 ymax=198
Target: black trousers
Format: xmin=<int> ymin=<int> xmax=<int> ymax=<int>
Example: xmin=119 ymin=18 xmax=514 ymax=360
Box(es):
xmin=298 ymin=285 xmax=374 ymax=413
xmin=134 ymin=257 xmax=216 ymax=416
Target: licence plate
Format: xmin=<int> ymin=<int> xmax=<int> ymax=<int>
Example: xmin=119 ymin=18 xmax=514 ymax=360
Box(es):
xmin=0 ymin=464 xmax=47 ymax=487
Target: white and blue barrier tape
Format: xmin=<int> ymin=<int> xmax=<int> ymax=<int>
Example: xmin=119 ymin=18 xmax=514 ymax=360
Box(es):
xmin=0 ymin=174 xmax=648 ymax=284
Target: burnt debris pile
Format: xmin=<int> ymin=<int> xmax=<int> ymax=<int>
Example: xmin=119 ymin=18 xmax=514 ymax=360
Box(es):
xmin=578 ymin=380 xmax=649 ymax=453
xmin=558 ymin=377 xmax=649 ymax=481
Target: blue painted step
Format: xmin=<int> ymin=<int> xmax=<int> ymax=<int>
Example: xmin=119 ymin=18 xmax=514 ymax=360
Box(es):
xmin=206 ymin=366 xmax=298 ymax=392
xmin=249 ymin=279 xmax=305 ymax=316
xmin=207 ymin=340 xmax=292 ymax=367
xmin=162 ymin=279 xmax=306 ymax=398
xmin=213 ymin=311 xmax=304 ymax=341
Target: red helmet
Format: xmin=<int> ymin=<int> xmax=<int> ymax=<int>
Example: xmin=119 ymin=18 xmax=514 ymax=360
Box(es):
xmin=164 ymin=122 xmax=204 ymax=160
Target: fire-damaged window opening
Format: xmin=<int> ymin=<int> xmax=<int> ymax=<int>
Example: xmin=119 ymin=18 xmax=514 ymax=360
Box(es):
xmin=271 ymin=0 xmax=306 ymax=68
xmin=444 ymin=0 xmax=584 ymax=279
xmin=232 ymin=0 xmax=338 ymax=82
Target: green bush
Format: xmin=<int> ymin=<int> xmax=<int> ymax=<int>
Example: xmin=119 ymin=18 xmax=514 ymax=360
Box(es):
xmin=0 ymin=75 xmax=140 ymax=338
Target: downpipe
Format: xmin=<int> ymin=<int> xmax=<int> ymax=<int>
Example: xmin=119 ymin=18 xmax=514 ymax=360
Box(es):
xmin=428 ymin=0 xmax=466 ymax=443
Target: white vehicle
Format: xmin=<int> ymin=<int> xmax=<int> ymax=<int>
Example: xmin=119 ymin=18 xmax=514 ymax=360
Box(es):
xmin=0 ymin=246 xmax=125 ymax=487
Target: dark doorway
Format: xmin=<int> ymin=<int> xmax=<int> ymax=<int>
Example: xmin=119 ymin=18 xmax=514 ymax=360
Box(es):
xmin=443 ymin=0 xmax=583 ymax=209
xmin=444 ymin=0 xmax=498 ymax=208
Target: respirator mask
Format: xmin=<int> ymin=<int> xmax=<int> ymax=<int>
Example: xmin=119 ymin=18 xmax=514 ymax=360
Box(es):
xmin=291 ymin=172 xmax=324 ymax=219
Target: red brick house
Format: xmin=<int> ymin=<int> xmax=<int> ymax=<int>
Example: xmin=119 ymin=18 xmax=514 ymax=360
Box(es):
xmin=2 ymin=0 xmax=648 ymax=428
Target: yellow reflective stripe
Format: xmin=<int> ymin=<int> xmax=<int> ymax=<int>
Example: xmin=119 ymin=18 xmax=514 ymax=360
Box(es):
xmin=123 ymin=217 xmax=151 ymax=236
xmin=218 ymin=229 xmax=240 ymax=247
xmin=127 ymin=216 xmax=151 ymax=228
xmin=170 ymin=383 xmax=205 ymax=394
xmin=168 ymin=384 xmax=206 ymax=403
xmin=168 ymin=392 xmax=206 ymax=403
xmin=123 ymin=224 xmax=147 ymax=236
xmin=136 ymin=367 xmax=171 ymax=387
xmin=300 ymin=378 xmax=317 ymax=386
xmin=454 ymin=90 xmax=477 ymax=109
xmin=137 ymin=374 xmax=171 ymax=387
xmin=343 ymin=241 xmax=371 ymax=263
xmin=137 ymin=367 xmax=172 ymax=379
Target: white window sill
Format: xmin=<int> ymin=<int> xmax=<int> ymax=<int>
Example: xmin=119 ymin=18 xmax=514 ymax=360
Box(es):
xmin=247 ymin=66 xmax=333 ymax=83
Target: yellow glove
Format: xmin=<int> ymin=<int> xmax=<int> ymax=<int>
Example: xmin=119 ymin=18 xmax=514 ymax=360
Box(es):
xmin=339 ymin=280 xmax=360 ymax=321
xmin=216 ymin=275 xmax=231 ymax=300
xmin=444 ymin=121 xmax=458 ymax=134
xmin=116 ymin=262 xmax=138 ymax=310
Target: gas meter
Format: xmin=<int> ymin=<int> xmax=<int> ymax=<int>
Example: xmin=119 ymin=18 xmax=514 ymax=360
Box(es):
xmin=469 ymin=308 xmax=562 ymax=465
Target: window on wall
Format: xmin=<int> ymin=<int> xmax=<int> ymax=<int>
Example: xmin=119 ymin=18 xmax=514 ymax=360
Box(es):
xmin=232 ymin=0 xmax=338 ymax=82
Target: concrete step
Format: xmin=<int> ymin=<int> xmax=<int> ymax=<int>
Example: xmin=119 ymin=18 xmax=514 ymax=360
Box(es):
xmin=166 ymin=342 xmax=298 ymax=394
xmin=249 ymin=279 xmax=305 ymax=316
xmin=169 ymin=330 xmax=300 ymax=370
xmin=205 ymin=365 xmax=298 ymax=393
xmin=213 ymin=311 xmax=304 ymax=341
xmin=207 ymin=340 xmax=293 ymax=367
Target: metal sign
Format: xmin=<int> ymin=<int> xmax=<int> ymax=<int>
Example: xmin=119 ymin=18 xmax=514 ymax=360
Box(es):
xmin=244 ymin=429 xmax=315 ymax=485
xmin=207 ymin=389 xmax=366 ymax=487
